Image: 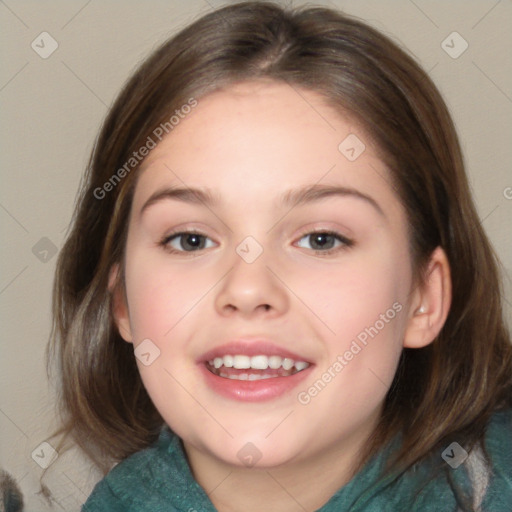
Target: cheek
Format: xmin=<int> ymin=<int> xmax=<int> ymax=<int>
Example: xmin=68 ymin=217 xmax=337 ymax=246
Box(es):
xmin=123 ymin=251 xmax=210 ymax=430
xmin=311 ymin=246 xmax=409 ymax=338
xmin=302 ymin=246 xmax=408 ymax=398
xmin=124 ymin=249 xmax=205 ymax=343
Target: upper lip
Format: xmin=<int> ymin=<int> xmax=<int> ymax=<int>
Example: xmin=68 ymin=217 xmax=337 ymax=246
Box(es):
xmin=198 ymin=339 xmax=312 ymax=364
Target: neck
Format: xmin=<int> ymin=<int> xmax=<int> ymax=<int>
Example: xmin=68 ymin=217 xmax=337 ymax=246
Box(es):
xmin=183 ymin=413 xmax=381 ymax=512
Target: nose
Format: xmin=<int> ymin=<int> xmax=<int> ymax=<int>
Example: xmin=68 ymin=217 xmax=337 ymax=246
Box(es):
xmin=214 ymin=245 xmax=289 ymax=319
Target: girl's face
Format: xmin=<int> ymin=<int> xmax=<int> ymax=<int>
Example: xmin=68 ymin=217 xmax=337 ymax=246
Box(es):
xmin=115 ymin=80 xmax=418 ymax=469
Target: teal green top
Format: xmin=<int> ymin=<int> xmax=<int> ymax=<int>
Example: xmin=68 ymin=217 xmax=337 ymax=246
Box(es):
xmin=82 ymin=409 xmax=512 ymax=511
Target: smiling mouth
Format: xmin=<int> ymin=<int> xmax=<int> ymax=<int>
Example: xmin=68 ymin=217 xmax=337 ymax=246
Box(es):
xmin=205 ymin=354 xmax=311 ymax=381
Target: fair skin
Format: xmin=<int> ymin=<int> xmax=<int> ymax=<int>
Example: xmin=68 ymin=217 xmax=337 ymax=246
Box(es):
xmin=111 ymin=80 xmax=451 ymax=512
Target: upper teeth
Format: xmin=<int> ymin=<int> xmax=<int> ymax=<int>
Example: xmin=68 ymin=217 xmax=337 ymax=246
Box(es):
xmin=208 ymin=355 xmax=309 ymax=372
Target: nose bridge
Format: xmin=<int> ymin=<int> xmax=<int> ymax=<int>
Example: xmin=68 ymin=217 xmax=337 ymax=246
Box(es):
xmin=214 ymin=233 xmax=288 ymax=316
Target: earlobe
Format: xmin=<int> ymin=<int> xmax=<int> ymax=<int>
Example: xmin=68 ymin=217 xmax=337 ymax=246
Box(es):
xmin=403 ymin=246 xmax=452 ymax=349
xmin=108 ymin=263 xmax=133 ymax=343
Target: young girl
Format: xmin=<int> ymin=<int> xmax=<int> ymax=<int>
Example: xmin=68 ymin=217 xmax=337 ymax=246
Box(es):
xmin=48 ymin=2 xmax=512 ymax=511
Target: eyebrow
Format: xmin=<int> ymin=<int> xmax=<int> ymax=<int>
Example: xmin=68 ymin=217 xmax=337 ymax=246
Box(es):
xmin=139 ymin=183 xmax=385 ymax=218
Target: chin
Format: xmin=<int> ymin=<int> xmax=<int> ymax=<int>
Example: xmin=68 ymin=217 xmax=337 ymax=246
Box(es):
xmin=202 ymin=435 xmax=305 ymax=470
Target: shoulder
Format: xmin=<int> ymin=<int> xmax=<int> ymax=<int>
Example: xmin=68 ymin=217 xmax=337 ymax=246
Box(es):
xmin=480 ymin=407 xmax=512 ymax=509
xmin=484 ymin=406 xmax=512 ymax=450
xmin=374 ymin=408 xmax=512 ymax=511
xmin=81 ymin=428 xmax=182 ymax=512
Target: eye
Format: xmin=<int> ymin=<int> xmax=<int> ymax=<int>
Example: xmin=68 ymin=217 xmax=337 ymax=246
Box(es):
xmin=295 ymin=230 xmax=353 ymax=255
xmin=160 ymin=231 xmax=215 ymax=253
xmin=159 ymin=229 xmax=353 ymax=256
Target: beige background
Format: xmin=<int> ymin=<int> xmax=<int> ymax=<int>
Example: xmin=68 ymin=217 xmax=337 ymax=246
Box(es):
xmin=1 ymin=1 xmax=511 ymax=510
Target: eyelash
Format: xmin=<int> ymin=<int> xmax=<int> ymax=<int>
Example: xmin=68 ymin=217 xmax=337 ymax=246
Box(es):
xmin=158 ymin=229 xmax=354 ymax=257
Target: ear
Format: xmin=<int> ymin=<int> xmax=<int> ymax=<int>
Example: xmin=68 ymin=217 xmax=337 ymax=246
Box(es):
xmin=403 ymin=246 xmax=452 ymax=349
xmin=108 ymin=263 xmax=133 ymax=343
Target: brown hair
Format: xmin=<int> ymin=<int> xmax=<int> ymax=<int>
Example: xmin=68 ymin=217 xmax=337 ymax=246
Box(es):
xmin=47 ymin=1 xmax=512 ymax=508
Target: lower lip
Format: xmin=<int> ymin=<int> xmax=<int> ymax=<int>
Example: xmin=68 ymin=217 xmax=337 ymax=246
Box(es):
xmin=199 ymin=363 xmax=313 ymax=402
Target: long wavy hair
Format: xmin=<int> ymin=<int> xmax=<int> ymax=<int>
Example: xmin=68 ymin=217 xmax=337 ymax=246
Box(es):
xmin=47 ymin=2 xmax=512 ymax=509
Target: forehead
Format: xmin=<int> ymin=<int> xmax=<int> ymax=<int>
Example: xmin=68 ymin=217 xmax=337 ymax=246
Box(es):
xmin=131 ymin=80 xmax=402 ymax=220
xmin=140 ymin=80 xmax=361 ymax=174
